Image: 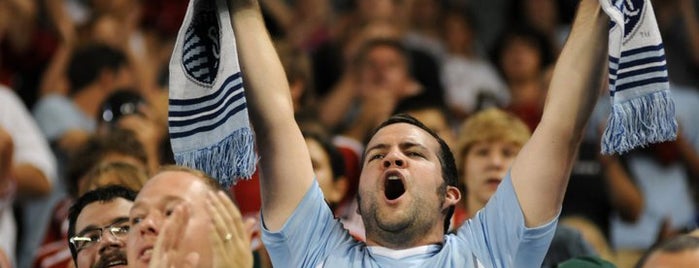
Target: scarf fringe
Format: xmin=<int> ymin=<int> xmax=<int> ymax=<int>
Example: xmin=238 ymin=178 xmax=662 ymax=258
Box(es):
xmin=174 ymin=127 xmax=257 ymax=187
xmin=602 ymin=90 xmax=677 ymax=154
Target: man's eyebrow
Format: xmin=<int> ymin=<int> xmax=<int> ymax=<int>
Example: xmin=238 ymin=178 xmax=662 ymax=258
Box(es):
xmin=77 ymin=216 xmax=131 ymax=235
xmin=366 ymin=142 xmax=429 ymax=153
xmin=129 ymin=201 xmax=144 ymax=214
xmin=399 ymin=142 xmax=428 ymax=151
xmin=77 ymin=224 xmax=100 ymax=235
xmin=161 ymin=195 xmax=186 ymax=204
xmin=111 ymin=217 xmax=130 ymax=225
xmin=365 ymin=143 xmax=389 ymax=154
xmin=129 ymin=195 xmax=186 ymax=214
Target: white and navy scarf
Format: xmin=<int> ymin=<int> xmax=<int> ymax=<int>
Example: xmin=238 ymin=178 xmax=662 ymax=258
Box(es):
xmin=599 ymin=0 xmax=677 ymax=154
xmin=168 ymin=0 xmax=256 ymax=186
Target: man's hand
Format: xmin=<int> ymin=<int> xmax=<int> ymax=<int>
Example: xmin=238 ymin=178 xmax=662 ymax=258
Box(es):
xmin=206 ymin=191 xmax=254 ymax=268
xmin=149 ymin=191 xmax=254 ymax=268
xmin=149 ymin=204 xmax=200 ymax=268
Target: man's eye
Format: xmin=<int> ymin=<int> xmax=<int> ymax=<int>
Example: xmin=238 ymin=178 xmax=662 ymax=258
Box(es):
xmin=71 ymin=236 xmax=93 ymax=249
xmin=165 ymin=209 xmax=174 ymax=217
xmin=407 ymin=152 xmax=423 ymax=158
xmin=86 ymin=232 xmax=101 ymax=241
xmin=130 ymin=217 xmax=142 ymax=225
xmin=112 ymin=225 xmax=130 ymax=234
xmin=112 ymin=222 xmax=131 ymax=232
xmin=369 ymin=154 xmax=384 ymax=161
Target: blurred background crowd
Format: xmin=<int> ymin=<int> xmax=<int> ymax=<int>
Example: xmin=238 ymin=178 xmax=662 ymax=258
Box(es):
xmin=1 ymin=0 xmax=699 ymax=267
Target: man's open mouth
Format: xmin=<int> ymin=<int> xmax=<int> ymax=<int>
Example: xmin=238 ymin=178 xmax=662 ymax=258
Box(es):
xmin=384 ymin=175 xmax=406 ymax=200
xmin=104 ymin=259 xmax=127 ymax=267
xmin=98 ymin=252 xmax=128 ymax=268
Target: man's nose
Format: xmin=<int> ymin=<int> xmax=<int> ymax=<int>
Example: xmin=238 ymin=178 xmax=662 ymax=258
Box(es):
xmin=138 ymin=216 xmax=160 ymax=236
xmin=383 ymin=154 xmax=404 ymax=168
xmin=98 ymin=231 xmax=124 ymax=254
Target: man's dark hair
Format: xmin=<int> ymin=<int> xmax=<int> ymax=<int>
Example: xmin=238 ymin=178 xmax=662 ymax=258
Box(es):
xmin=67 ymin=185 xmax=137 ymax=264
xmin=635 ymin=235 xmax=699 ymax=268
xmin=363 ymin=113 xmax=458 ymax=233
xmin=66 ymin=129 xmax=148 ymax=198
xmin=68 ymin=43 xmax=127 ymax=95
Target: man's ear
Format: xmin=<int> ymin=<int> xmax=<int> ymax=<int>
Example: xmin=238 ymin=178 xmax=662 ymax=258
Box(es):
xmin=443 ymin=185 xmax=461 ymax=210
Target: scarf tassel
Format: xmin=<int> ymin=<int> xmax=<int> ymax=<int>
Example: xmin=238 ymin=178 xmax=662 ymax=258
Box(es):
xmin=602 ymin=90 xmax=677 ymax=154
xmin=173 ymin=127 xmax=257 ymax=187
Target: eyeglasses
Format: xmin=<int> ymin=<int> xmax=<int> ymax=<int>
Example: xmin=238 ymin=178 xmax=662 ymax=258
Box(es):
xmin=69 ymin=219 xmax=130 ymax=253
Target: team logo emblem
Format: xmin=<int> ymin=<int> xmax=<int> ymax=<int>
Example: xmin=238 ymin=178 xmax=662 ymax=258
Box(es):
xmin=182 ymin=0 xmax=220 ymax=86
xmin=622 ymin=0 xmax=645 ymax=39
xmin=610 ymin=0 xmax=646 ymax=41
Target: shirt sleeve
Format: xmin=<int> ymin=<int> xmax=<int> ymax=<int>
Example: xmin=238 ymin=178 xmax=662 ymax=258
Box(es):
xmin=456 ymin=171 xmax=558 ymax=268
xmin=261 ymin=179 xmax=356 ymax=267
xmin=32 ymin=95 xmax=85 ymax=141
xmin=0 ymin=88 xmax=57 ymax=186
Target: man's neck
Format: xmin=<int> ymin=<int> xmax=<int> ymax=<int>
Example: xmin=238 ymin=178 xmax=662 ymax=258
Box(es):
xmin=367 ymin=243 xmax=440 ymax=259
xmin=365 ymin=226 xmax=446 ymax=250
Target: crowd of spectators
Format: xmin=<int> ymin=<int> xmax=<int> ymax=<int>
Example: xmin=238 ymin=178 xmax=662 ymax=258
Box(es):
xmin=1 ymin=0 xmax=699 ymax=267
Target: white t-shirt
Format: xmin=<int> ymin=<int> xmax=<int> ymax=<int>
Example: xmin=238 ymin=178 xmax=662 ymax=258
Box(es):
xmin=0 ymin=86 xmax=57 ymax=265
xmin=441 ymin=56 xmax=509 ymax=114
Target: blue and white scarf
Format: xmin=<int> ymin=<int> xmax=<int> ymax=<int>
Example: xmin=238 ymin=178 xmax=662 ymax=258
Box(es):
xmin=599 ymin=0 xmax=677 ymax=154
xmin=168 ymin=0 xmax=256 ymax=186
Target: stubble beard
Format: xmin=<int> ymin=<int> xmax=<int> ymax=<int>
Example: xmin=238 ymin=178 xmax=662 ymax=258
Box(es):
xmin=92 ymin=249 xmax=128 ymax=268
xmin=358 ymin=188 xmax=444 ymax=249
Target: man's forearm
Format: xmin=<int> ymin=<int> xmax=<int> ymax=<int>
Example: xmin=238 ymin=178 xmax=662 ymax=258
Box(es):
xmin=511 ymin=0 xmax=609 ymax=227
xmin=229 ymin=0 xmax=293 ymax=128
xmin=541 ymin=0 xmax=607 ymax=138
xmin=13 ymin=163 xmax=51 ymax=197
xmin=228 ymin=0 xmax=315 ymax=231
xmin=601 ymin=155 xmax=643 ymax=222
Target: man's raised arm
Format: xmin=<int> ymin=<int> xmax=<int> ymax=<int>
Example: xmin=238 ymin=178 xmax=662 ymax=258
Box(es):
xmin=510 ymin=0 xmax=609 ymax=227
xmin=228 ymin=0 xmax=315 ymax=231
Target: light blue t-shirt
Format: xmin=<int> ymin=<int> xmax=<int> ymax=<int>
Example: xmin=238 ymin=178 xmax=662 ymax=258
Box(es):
xmin=262 ymin=173 xmax=557 ymax=267
xmin=32 ymin=94 xmax=96 ymax=141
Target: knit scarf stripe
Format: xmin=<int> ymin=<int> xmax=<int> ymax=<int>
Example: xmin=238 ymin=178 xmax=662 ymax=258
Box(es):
xmin=169 ymin=0 xmax=257 ymax=187
xmin=599 ymin=0 xmax=677 ymax=154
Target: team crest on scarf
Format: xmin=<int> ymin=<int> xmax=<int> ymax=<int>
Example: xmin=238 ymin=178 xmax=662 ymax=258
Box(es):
xmin=182 ymin=0 xmax=220 ymax=86
xmin=609 ymin=0 xmax=646 ymax=42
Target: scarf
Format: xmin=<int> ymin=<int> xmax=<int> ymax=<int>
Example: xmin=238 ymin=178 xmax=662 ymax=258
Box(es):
xmin=168 ymin=0 xmax=256 ymax=187
xmin=598 ymin=0 xmax=677 ymax=154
